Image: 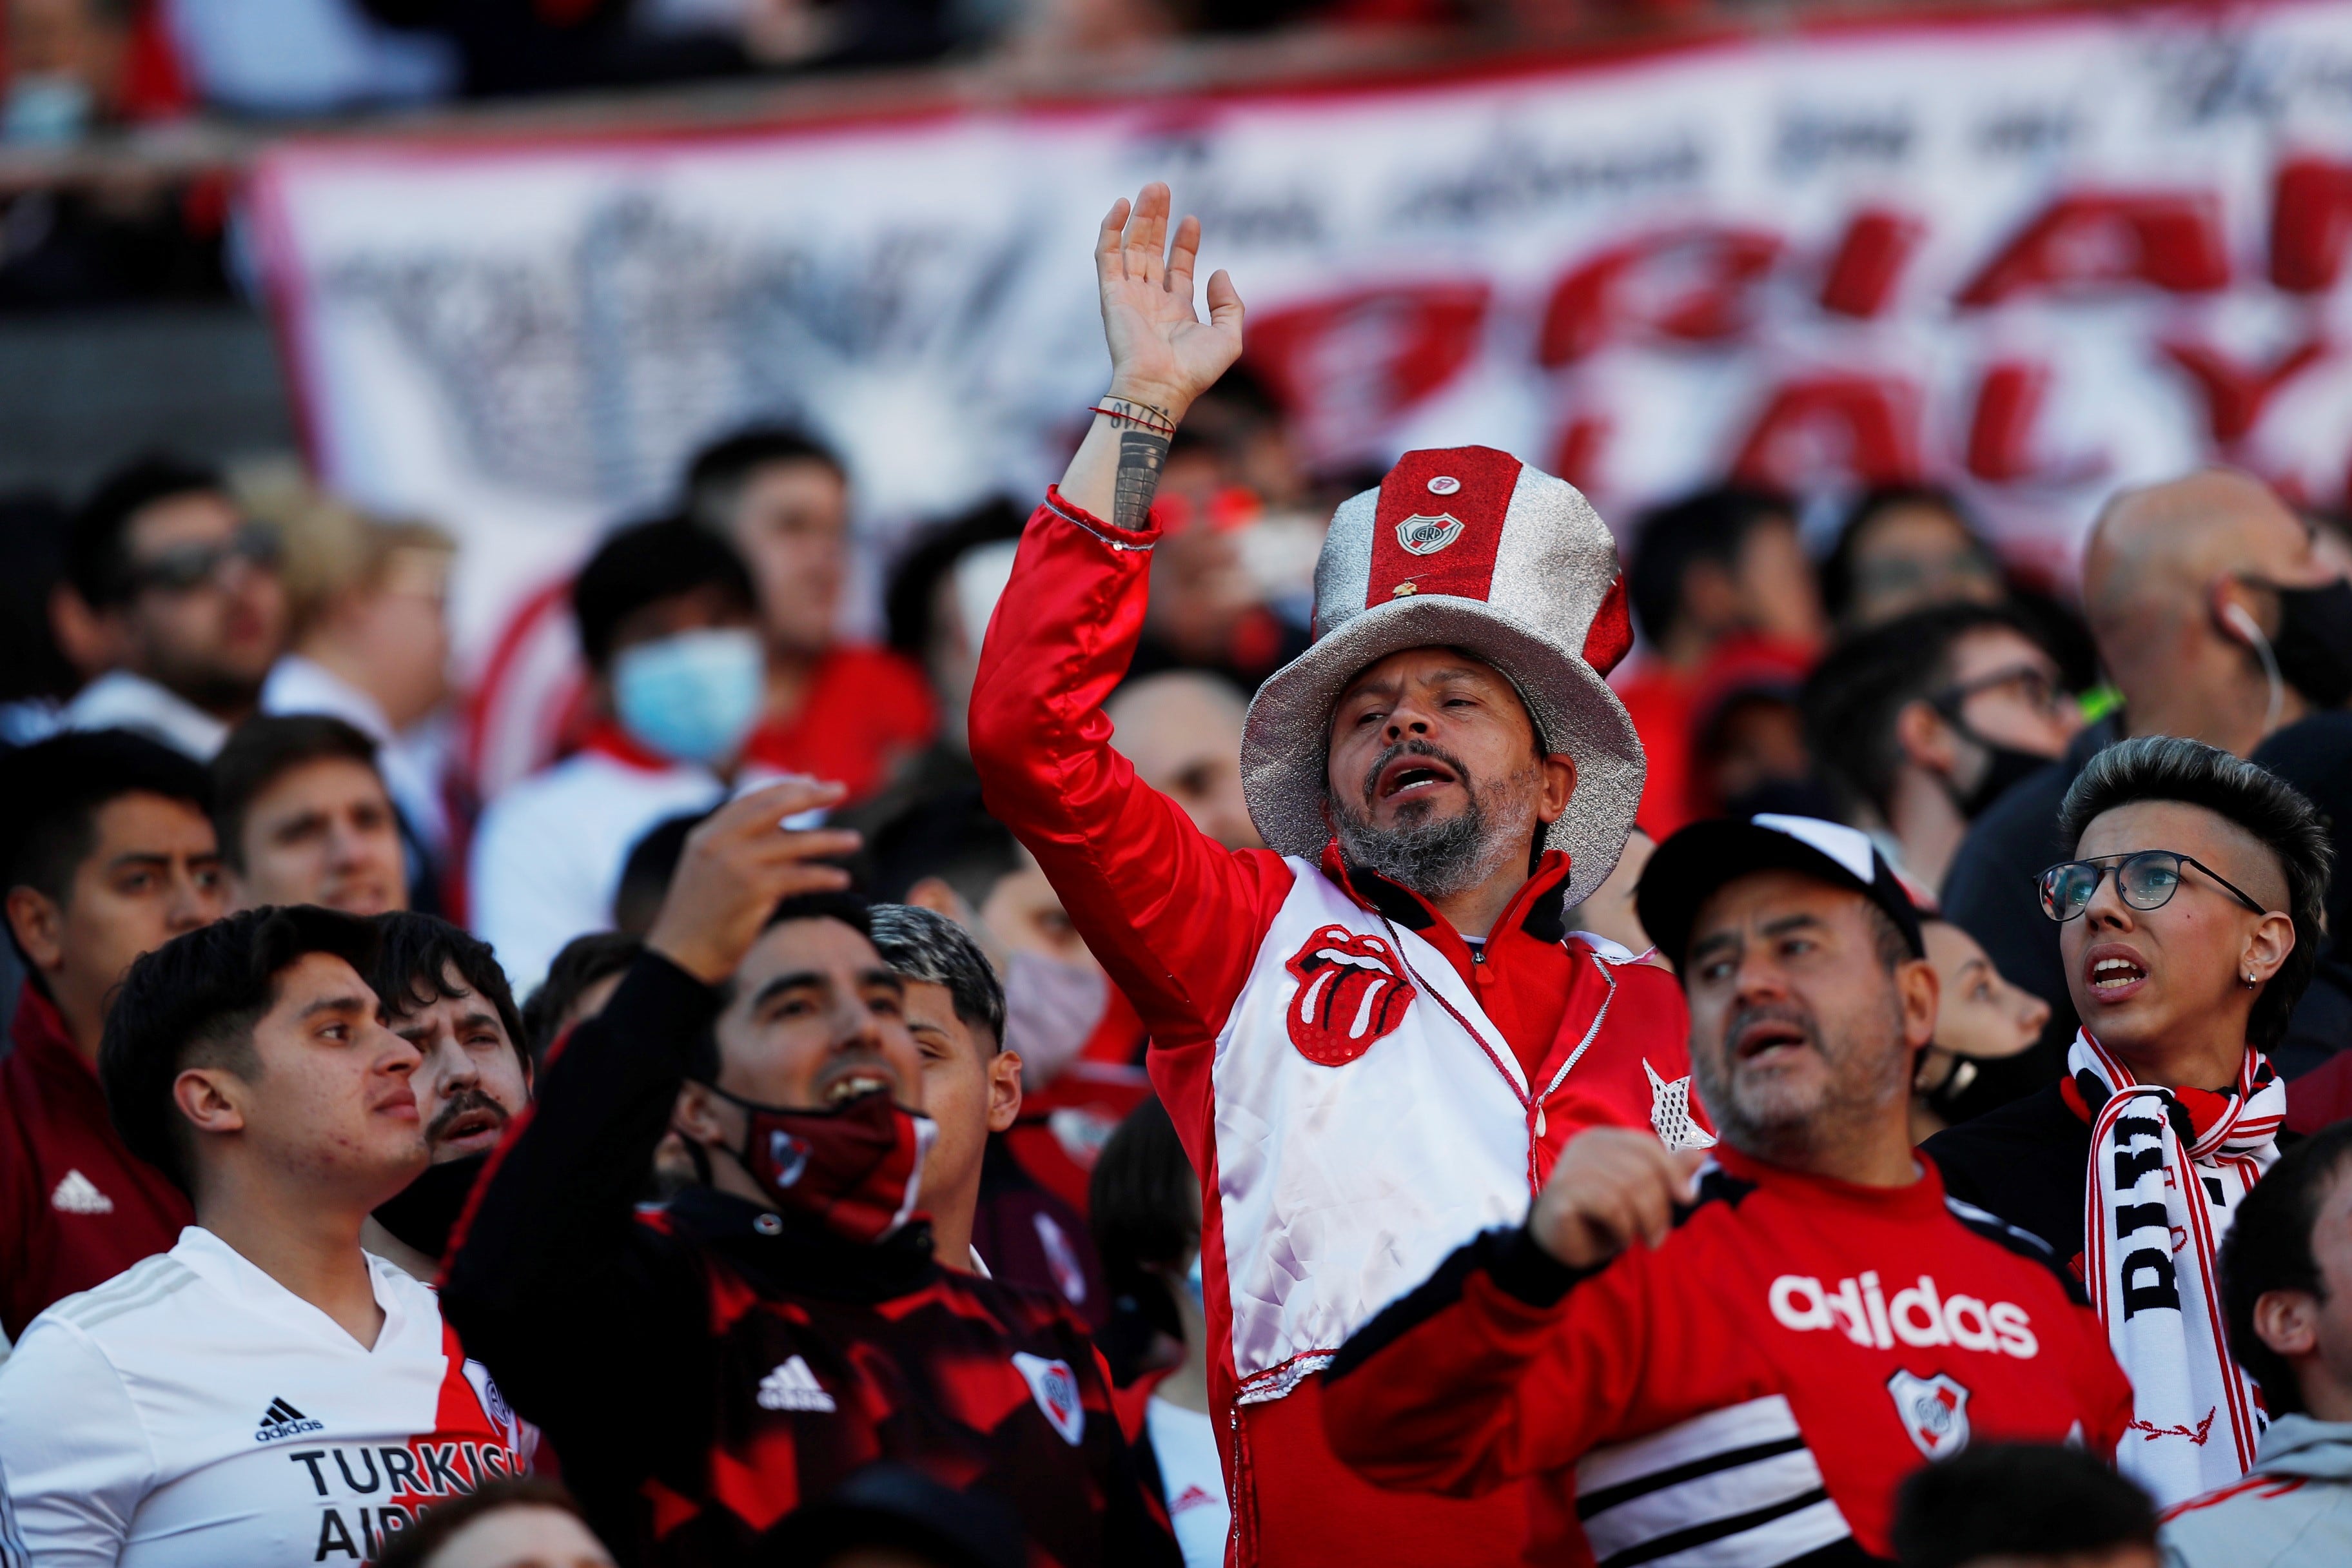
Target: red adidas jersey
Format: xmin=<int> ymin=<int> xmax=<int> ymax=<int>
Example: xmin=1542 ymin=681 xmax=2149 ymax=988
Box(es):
xmin=1320 ymin=1148 xmax=2133 ymax=1565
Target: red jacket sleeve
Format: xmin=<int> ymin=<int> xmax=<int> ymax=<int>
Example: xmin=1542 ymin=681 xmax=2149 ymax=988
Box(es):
xmin=1317 ymin=1226 xmax=1651 ymax=1498
xmin=968 ymin=493 xmax=1297 ymax=1143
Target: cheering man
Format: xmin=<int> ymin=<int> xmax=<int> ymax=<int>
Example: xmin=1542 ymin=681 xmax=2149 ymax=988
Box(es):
xmin=1320 ymin=814 xmax=2133 ymax=1564
xmin=967 ymin=183 xmax=1704 ymax=1565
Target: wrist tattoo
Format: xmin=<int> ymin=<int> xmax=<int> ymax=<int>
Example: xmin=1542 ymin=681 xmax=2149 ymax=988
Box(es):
xmin=1095 ymin=396 xmax=1176 ymax=436
xmin=1112 ymin=429 xmax=1170 ymax=532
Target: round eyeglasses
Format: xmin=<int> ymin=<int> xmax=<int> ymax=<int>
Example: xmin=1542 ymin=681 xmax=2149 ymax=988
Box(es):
xmin=2035 ymin=850 xmax=2268 ymax=923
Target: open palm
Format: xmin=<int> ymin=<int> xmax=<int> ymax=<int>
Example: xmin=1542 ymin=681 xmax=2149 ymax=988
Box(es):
xmin=1097 ymin=182 xmax=1246 ymax=416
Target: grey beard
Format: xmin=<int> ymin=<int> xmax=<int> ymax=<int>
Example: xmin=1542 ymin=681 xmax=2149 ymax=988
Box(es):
xmin=1330 ymin=766 xmax=1542 ymax=903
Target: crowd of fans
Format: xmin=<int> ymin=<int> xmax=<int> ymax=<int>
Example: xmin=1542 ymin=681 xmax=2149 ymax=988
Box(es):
xmin=0 ymin=178 xmax=2350 ymax=1568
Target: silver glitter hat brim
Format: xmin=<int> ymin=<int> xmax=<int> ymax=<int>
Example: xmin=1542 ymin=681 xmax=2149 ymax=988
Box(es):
xmin=1239 ymin=594 xmax=1645 ymax=908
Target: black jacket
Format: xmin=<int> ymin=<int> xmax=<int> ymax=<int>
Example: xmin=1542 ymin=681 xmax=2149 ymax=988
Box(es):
xmin=440 ymin=954 xmax=1177 ymax=1568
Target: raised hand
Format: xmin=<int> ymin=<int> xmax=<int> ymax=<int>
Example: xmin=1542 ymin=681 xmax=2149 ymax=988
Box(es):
xmin=645 ymin=778 xmax=861 ymax=985
xmin=1097 ymin=182 xmax=1245 ymax=423
xmin=1527 ymin=1128 xmax=1709 ymax=1269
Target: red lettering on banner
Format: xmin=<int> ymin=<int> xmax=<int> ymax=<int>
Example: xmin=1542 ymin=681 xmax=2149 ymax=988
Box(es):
xmin=2271 ymin=157 xmax=2352 ymax=293
xmin=1821 ymin=208 xmax=1926 ymax=318
xmin=1246 ymin=284 xmax=1491 ymax=439
xmin=2162 ymin=336 xmax=2331 ymax=446
xmin=1957 ymin=192 xmax=2230 ymax=306
xmin=1732 ymin=373 xmax=1922 ymax=492
xmin=1538 ymin=228 xmax=1782 ymax=366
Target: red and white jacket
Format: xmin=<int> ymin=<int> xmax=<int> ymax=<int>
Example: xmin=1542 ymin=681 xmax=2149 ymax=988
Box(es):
xmin=968 ymin=490 xmax=1705 ymax=1432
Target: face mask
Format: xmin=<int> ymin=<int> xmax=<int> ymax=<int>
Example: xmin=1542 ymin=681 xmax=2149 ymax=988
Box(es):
xmin=1003 ymin=950 xmax=1110 ymax=1090
xmin=714 ymin=1086 xmax=936 ymax=1246
xmin=612 ymin=627 xmax=765 ymax=767
xmin=372 ymin=1152 xmax=489 ymax=1262
xmin=1952 ymin=743 xmax=2052 ymax=820
xmin=1919 ymin=1043 xmax=2049 ymax=1125
xmin=4 ymin=74 xmax=92 ymax=144
xmin=2269 ymin=579 xmax=2352 ymax=710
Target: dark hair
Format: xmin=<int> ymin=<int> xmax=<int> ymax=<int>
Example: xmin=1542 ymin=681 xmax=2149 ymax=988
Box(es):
xmin=1801 ymin=602 xmax=2049 ymax=818
xmin=0 ymin=490 xmax=77 ymax=703
xmin=0 ymin=730 xmax=214 ymax=907
xmin=100 ymin=905 xmax=380 ymax=1191
xmin=68 ymin=453 xmax=228 ymax=608
xmin=1890 ymin=1442 xmax=2154 ymax=1567
xmin=2220 ymin=1120 xmax=2352 ymax=1417
xmin=683 ymin=425 xmax=845 ymax=533
xmin=614 ymin=810 xmax=709 ymax=937
xmin=691 ymin=890 xmax=876 ymax=1083
xmin=882 ymin=499 xmax=1027 ymax=659
xmin=370 ymin=912 xmax=528 ymax=1075
xmin=570 ymin=516 xmax=757 ymax=672
xmin=866 ymin=789 xmax=1024 ymax=911
xmin=2057 ymin=736 xmax=2334 ymax=1052
xmin=211 ymin=715 xmax=385 ymax=874
xmin=523 ymin=931 xmax=642 ymax=1068
xmin=369 ymin=1476 xmax=591 ymax=1568
xmin=868 ymin=904 xmax=1004 ymax=1050
xmin=1818 ymin=485 xmax=1991 ymax=625
xmin=1626 ymin=486 xmax=1795 ymax=647
xmin=1090 ymin=1095 xmax=1199 ymax=1284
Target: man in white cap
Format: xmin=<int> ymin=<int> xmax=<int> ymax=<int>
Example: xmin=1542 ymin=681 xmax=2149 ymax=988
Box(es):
xmin=969 ymin=182 xmax=1707 ymax=1567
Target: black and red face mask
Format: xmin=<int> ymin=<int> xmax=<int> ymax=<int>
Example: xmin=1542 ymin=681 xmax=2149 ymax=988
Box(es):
xmin=705 ymin=1086 xmax=937 ymax=1246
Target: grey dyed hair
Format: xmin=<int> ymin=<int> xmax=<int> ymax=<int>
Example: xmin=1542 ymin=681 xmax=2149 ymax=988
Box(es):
xmin=868 ymin=904 xmax=1006 ymax=1051
xmin=2057 ymin=735 xmax=2333 ymax=1052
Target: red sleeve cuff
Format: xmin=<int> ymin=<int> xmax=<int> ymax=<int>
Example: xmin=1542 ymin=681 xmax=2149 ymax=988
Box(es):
xmin=1043 ymin=485 xmax=1162 ymax=551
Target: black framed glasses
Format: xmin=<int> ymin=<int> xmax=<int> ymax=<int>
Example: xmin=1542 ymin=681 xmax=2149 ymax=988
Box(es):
xmin=1929 ymin=663 xmax=2064 ymax=722
xmin=2035 ymin=850 xmax=2269 ymax=923
xmin=124 ymin=522 xmax=282 ymax=594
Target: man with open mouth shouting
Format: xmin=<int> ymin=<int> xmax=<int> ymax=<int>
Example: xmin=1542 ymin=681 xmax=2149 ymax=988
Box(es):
xmin=968 ymin=182 xmax=1705 ymax=1566
xmin=1928 ymin=736 xmax=2334 ymax=1507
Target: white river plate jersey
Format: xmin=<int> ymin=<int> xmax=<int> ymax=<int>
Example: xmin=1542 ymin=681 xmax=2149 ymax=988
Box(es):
xmin=0 ymin=1227 xmax=533 ymax=1567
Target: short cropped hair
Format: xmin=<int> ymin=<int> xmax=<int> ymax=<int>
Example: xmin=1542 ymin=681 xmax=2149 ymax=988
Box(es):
xmin=1801 ymin=602 xmax=2047 ymax=818
xmin=369 ymin=1476 xmax=588 ymax=1568
xmin=2057 ymin=736 xmax=2333 ymax=1052
xmin=570 ymin=516 xmax=757 ymax=672
xmin=1626 ymin=486 xmax=1794 ymax=648
xmin=1817 ymin=485 xmax=1991 ymax=625
xmin=0 ymin=729 xmax=213 ymax=906
xmin=101 ymin=906 xmax=380 ymax=1192
xmin=371 ymin=912 xmax=528 ymax=1075
xmin=865 ymin=789 xmax=1024 ymax=910
xmin=1891 ymin=1442 xmax=2153 ymax=1567
xmin=523 ymin=931 xmax=642 ymax=1068
xmin=2220 ymin=1120 xmax=2352 ymax=1418
xmin=690 ymin=890 xmax=877 ymax=1083
xmin=68 ymin=453 xmax=228 ymax=608
xmin=211 ymin=714 xmax=386 ymax=874
xmin=869 ymin=904 xmax=1005 ymax=1050
xmin=684 ymin=425 xmax=845 ymax=534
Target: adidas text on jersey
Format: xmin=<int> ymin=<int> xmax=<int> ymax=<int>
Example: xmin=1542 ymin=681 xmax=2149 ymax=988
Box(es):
xmin=1767 ymin=1271 xmax=2041 ymax=1357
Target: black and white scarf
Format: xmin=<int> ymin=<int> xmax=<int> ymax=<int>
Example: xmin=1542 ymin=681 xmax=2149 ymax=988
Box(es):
xmin=2070 ymin=1030 xmax=2285 ymax=1507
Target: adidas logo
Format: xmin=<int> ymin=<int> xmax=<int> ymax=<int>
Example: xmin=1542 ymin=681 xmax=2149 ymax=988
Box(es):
xmin=755 ymin=1356 xmax=836 ymax=1413
xmin=51 ymin=1170 xmax=113 ymax=1215
xmin=253 ymin=1397 xmax=323 ymax=1443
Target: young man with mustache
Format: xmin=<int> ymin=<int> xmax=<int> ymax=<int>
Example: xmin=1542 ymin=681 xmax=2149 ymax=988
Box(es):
xmin=1927 ymin=736 xmax=2331 ymax=1507
xmin=439 ymin=781 xmax=1177 ymax=1567
xmin=1317 ymin=814 xmax=2133 ymax=1565
xmin=363 ymin=914 xmax=534 ymax=1273
xmin=967 ymin=182 xmax=1704 ymax=1564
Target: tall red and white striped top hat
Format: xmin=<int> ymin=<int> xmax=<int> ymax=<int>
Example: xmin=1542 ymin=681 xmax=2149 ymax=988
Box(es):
xmin=1239 ymin=445 xmax=1644 ymax=906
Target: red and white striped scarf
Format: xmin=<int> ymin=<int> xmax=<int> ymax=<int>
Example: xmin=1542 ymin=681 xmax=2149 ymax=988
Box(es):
xmin=2069 ymin=1030 xmax=2284 ymax=1508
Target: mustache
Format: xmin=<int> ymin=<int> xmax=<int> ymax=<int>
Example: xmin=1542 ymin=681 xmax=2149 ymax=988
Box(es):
xmin=1360 ymin=738 xmax=1474 ymax=807
xmin=425 ymin=1087 xmax=512 ymax=1144
xmin=1721 ymin=1001 xmax=1822 ymax=1061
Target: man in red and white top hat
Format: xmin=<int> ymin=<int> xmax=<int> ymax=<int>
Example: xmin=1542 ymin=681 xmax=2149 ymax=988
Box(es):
xmin=970 ymin=184 xmax=1708 ymax=1567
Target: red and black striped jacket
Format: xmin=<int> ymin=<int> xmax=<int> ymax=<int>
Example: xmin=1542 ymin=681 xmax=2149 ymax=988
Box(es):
xmin=440 ymin=954 xmax=1177 ymax=1568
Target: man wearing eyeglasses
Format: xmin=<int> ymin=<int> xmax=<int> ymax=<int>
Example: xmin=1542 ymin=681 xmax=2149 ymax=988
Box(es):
xmin=57 ymin=454 xmax=289 ymax=762
xmin=1802 ymin=602 xmax=2079 ymax=897
xmin=1927 ymin=735 xmax=2333 ymax=1508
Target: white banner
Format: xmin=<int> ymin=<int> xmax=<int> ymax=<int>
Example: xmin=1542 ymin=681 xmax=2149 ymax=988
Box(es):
xmin=254 ymin=0 xmax=2352 ymax=672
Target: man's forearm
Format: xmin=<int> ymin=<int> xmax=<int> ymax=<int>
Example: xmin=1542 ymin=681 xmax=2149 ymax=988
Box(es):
xmin=1057 ymin=392 xmax=1179 ymax=531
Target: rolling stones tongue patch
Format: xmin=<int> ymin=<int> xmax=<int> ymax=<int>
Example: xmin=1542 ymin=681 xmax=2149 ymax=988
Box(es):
xmin=1285 ymin=926 xmax=1417 ymax=1066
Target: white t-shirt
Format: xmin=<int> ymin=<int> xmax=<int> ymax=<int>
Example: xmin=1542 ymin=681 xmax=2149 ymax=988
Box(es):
xmin=0 ymin=1228 xmax=533 ymax=1567
xmin=1146 ymin=1395 xmax=1230 ymax=1568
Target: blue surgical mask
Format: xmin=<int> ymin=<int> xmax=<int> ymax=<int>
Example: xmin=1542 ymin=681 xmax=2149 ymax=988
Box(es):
xmin=612 ymin=627 xmax=764 ymax=767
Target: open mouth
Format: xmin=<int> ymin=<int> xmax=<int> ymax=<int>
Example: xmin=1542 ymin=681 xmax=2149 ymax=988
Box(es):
xmin=821 ymin=1069 xmax=896 ymax=1106
xmin=439 ymin=1107 xmax=504 ymax=1144
xmin=1730 ymin=1017 xmax=1812 ymax=1066
xmin=2084 ymin=947 xmax=2150 ymax=1001
xmin=1376 ymin=756 xmax=1460 ymax=803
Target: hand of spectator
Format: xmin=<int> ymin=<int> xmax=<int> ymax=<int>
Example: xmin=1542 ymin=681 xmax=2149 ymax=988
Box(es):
xmin=645 ymin=778 xmax=861 ymax=986
xmin=1526 ymin=1128 xmax=1709 ymax=1270
xmin=1097 ymin=182 xmax=1245 ymax=424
